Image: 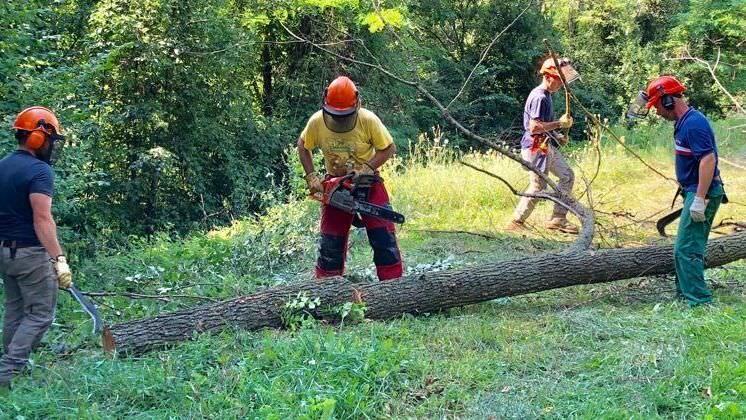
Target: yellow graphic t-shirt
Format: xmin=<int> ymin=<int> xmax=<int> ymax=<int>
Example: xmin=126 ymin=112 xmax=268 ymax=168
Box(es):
xmin=301 ymin=108 xmax=394 ymax=176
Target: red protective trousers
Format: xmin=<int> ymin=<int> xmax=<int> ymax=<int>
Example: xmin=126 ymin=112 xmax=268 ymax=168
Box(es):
xmin=315 ymin=180 xmax=403 ymax=281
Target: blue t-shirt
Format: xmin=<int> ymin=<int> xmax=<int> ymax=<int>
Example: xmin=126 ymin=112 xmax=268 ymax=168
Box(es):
xmin=521 ymin=86 xmax=554 ymax=149
xmin=0 ymin=150 xmax=54 ymax=244
xmin=673 ymin=107 xmax=721 ymax=193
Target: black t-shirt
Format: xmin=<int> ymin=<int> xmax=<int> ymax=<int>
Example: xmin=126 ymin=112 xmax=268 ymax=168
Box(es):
xmin=0 ymin=150 xmax=54 ymax=244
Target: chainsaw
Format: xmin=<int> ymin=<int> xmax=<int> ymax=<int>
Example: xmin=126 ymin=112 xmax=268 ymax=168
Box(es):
xmin=313 ymin=173 xmax=405 ymax=224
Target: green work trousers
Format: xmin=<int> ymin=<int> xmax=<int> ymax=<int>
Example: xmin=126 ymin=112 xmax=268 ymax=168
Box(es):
xmin=674 ymin=184 xmax=724 ymax=306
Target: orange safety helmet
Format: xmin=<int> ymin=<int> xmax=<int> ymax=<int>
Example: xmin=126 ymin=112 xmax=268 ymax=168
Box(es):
xmin=12 ymin=106 xmax=62 ymax=149
xmin=323 ymin=76 xmax=359 ymax=116
xmin=539 ymin=57 xmax=580 ymax=83
xmin=645 ymin=75 xmax=686 ymax=109
xmin=539 ymin=58 xmax=561 ymax=77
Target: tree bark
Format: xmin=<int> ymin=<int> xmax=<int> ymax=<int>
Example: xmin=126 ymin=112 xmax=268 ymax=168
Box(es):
xmin=104 ymin=232 xmax=746 ymax=355
xmin=260 ymin=23 xmax=275 ymax=117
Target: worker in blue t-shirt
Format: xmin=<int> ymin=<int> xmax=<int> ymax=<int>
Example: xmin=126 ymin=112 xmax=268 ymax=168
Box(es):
xmin=639 ymin=75 xmax=725 ymax=307
xmin=507 ymin=57 xmax=578 ymax=234
xmin=0 ymin=107 xmax=72 ymax=389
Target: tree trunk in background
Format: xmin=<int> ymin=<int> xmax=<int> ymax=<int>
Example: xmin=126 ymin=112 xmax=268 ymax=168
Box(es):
xmin=104 ymin=232 xmax=746 ymax=355
xmin=261 ymin=26 xmax=273 ymax=117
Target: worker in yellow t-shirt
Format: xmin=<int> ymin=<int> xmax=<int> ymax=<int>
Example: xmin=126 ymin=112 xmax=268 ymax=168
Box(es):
xmin=297 ymin=76 xmax=403 ymax=281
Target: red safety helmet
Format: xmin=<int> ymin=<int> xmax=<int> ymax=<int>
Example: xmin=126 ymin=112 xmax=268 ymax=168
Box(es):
xmin=323 ymin=76 xmax=359 ymax=116
xmin=12 ymin=106 xmax=63 ymax=150
xmin=645 ymin=75 xmax=686 ymax=109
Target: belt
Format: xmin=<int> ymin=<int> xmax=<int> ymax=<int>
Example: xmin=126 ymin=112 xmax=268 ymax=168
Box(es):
xmin=0 ymin=240 xmax=40 ymax=248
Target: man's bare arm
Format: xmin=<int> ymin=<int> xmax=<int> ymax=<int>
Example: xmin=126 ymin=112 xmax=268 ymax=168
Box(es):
xmin=366 ymin=143 xmax=396 ymax=170
xmin=695 ymin=153 xmax=716 ymax=199
xmin=297 ymin=137 xmax=316 ymax=175
xmin=529 ymin=119 xmax=562 ymax=135
xmin=30 ymin=193 xmax=63 ymax=258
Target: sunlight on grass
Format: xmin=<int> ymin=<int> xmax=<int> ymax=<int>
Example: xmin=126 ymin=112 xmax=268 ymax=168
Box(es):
xmin=386 ymin=120 xmax=745 ymax=248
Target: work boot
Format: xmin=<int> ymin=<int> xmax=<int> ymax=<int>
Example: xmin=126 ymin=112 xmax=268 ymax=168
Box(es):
xmin=545 ymin=218 xmax=579 ymax=234
xmin=505 ymin=220 xmax=527 ymax=232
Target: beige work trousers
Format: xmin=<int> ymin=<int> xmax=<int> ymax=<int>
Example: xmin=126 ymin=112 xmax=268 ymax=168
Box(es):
xmin=513 ymin=146 xmax=575 ymax=222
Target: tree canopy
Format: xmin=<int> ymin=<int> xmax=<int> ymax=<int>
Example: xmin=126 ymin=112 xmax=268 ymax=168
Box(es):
xmin=1 ymin=0 xmax=743 ymax=252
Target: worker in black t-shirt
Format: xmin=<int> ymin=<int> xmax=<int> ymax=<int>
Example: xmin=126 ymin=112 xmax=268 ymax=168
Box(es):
xmin=0 ymin=106 xmax=72 ymax=389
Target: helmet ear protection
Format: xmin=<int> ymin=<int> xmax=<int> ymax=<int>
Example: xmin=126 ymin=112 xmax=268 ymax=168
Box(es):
xmin=12 ymin=107 xmax=64 ymax=153
xmin=656 ymin=84 xmax=676 ymax=110
xmin=661 ymin=95 xmax=675 ymax=110
xmin=26 ymin=120 xmax=51 ymax=150
xmin=640 ymin=75 xmax=686 ymax=112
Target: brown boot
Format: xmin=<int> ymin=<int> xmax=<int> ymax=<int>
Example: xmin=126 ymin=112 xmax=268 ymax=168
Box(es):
xmin=506 ymin=220 xmax=527 ymax=232
xmin=545 ymin=218 xmax=579 ymax=234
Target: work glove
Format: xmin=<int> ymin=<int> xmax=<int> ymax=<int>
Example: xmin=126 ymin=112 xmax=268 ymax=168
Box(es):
xmin=53 ymin=255 xmax=73 ymax=289
xmin=558 ymin=113 xmax=573 ymax=129
xmin=305 ymin=172 xmax=324 ymax=195
xmin=689 ymin=196 xmax=707 ymax=223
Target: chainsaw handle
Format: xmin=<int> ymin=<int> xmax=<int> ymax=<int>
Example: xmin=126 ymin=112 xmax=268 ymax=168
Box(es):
xmin=323 ymin=173 xmax=354 ymax=184
xmin=311 ymin=174 xmax=355 ymax=205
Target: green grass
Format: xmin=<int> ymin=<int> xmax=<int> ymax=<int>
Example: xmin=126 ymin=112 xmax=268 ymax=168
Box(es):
xmin=1 ymin=119 xmax=745 ymax=418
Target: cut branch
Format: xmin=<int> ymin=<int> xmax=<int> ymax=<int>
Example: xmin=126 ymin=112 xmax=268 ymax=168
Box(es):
xmin=665 ymin=47 xmax=745 ymax=115
xmin=720 ymin=157 xmax=746 ymax=171
xmin=459 ymin=160 xmax=577 ymax=216
xmin=104 ymin=232 xmax=746 ymax=355
xmin=411 ymin=229 xmax=497 ymax=240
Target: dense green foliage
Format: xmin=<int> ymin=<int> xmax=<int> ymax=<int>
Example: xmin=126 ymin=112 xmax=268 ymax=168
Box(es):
xmin=0 ymin=0 xmax=746 ymax=249
xmin=1 ymin=0 xmax=743 ymax=248
xmin=550 ymin=0 xmax=746 ymax=116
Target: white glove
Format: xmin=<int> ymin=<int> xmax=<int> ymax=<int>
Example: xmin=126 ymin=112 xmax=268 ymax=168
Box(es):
xmin=689 ymin=196 xmax=707 ymax=223
xmin=53 ymin=255 xmax=73 ymax=289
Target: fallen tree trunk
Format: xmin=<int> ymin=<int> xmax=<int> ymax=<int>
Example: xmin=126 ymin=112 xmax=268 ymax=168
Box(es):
xmin=104 ymin=232 xmax=746 ymax=354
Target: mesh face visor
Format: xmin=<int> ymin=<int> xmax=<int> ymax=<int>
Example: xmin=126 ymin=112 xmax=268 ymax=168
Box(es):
xmin=322 ymin=109 xmax=358 ymax=133
xmin=626 ymin=91 xmax=650 ymax=119
xmin=48 ymin=133 xmax=65 ymax=164
xmin=558 ymin=59 xmax=580 ymax=84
